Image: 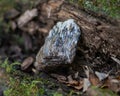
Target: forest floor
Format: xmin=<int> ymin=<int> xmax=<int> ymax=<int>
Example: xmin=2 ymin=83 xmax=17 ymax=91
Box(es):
xmin=0 ymin=0 xmax=120 ymax=96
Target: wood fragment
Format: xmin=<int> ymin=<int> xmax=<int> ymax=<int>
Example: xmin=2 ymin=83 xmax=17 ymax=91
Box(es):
xmin=111 ymin=57 xmax=120 ymax=65
xmin=17 ymin=8 xmax=38 ymax=28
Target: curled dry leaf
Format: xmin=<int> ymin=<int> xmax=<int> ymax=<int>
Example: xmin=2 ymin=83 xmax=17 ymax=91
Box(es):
xmin=21 ymin=57 xmax=34 ymax=70
xmin=103 ymin=77 xmax=120 ymax=93
xmin=74 ymin=80 xmax=83 ymax=90
xmin=50 ymin=74 xmax=83 ymax=90
xmin=67 ymin=75 xmax=83 ymax=90
xmin=67 ymin=80 xmax=79 ymax=86
xmin=50 ymin=74 xmax=67 ymax=83
xmin=67 ymin=75 xmax=79 ymax=85
xmin=83 ymin=78 xmax=91 ymax=92
xmin=84 ymin=66 xmax=100 ymax=86
xmin=89 ymin=72 xmax=100 ymax=86
xmin=95 ymin=71 xmax=108 ymax=81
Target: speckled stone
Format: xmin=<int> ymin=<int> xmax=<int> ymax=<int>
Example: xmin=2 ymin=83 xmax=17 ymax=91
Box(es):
xmin=34 ymin=19 xmax=81 ymax=71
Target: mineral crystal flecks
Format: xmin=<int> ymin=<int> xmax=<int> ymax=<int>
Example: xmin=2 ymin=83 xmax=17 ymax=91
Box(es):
xmin=34 ymin=19 xmax=81 ymax=70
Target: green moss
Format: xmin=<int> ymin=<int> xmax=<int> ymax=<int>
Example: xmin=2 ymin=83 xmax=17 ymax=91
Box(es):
xmin=0 ymin=60 xmax=40 ymax=96
xmin=53 ymin=92 xmax=63 ymax=96
xmin=4 ymin=77 xmax=40 ymax=96
xmin=68 ymin=0 xmax=120 ymax=19
xmin=0 ymin=59 xmax=63 ymax=96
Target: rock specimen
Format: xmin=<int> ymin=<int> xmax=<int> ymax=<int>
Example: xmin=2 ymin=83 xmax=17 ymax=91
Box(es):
xmin=34 ymin=19 xmax=81 ymax=71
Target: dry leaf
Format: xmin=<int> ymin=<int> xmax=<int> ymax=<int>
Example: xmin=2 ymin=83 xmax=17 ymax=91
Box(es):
xmin=21 ymin=57 xmax=34 ymax=70
xmin=67 ymin=75 xmax=79 ymax=85
xmin=95 ymin=71 xmax=108 ymax=81
xmin=50 ymin=74 xmax=67 ymax=82
xmin=89 ymin=73 xmax=100 ymax=86
xmin=67 ymin=80 xmax=79 ymax=86
xmin=67 ymin=79 xmax=83 ymax=90
xmin=84 ymin=66 xmax=90 ymax=78
xmin=74 ymin=80 xmax=83 ymax=90
xmin=74 ymin=86 xmax=83 ymax=90
xmin=83 ymin=78 xmax=91 ymax=92
xmin=103 ymin=77 xmax=120 ymax=93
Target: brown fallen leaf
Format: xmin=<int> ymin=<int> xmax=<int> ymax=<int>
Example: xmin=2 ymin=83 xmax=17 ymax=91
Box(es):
xmin=103 ymin=77 xmax=120 ymax=93
xmin=74 ymin=80 xmax=83 ymax=90
xmin=67 ymin=75 xmax=79 ymax=85
xmin=21 ymin=57 xmax=34 ymax=70
xmin=51 ymin=74 xmax=83 ymax=90
xmin=50 ymin=74 xmax=67 ymax=83
xmin=67 ymin=80 xmax=79 ymax=86
xmin=89 ymin=72 xmax=100 ymax=86
xmin=74 ymin=85 xmax=83 ymax=90
xmin=67 ymin=79 xmax=83 ymax=90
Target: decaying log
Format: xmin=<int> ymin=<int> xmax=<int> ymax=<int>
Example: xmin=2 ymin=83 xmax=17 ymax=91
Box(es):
xmin=35 ymin=0 xmax=120 ymax=67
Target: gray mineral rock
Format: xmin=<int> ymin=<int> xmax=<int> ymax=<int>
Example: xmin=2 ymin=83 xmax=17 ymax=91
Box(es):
xmin=34 ymin=19 xmax=81 ymax=71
